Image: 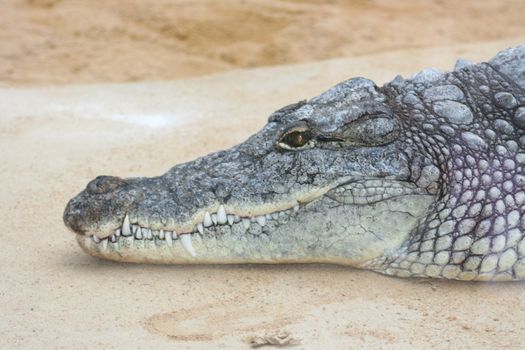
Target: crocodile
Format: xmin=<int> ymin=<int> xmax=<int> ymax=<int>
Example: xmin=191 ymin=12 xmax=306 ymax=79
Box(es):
xmin=63 ymin=45 xmax=525 ymax=281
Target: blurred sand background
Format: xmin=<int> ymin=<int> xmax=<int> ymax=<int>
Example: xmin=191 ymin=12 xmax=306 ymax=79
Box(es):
xmin=1 ymin=1 xmax=525 ymax=349
xmin=2 ymin=0 xmax=525 ymax=85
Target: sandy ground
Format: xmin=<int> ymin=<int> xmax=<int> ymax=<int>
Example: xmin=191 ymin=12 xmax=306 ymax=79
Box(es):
xmin=1 ymin=39 xmax=525 ymax=349
xmin=2 ymin=0 xmax=525 ymax=85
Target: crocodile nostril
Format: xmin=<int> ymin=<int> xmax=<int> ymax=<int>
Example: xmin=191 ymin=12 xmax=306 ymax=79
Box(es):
xmin=86 ymin=176 xmax=127 ymax=195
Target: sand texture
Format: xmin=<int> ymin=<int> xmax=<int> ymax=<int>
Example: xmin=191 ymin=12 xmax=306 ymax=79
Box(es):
xmin=2 ymin=0 xmax=525 ymax=86
xmin=2 ymin=39 xmax=525 ymax=349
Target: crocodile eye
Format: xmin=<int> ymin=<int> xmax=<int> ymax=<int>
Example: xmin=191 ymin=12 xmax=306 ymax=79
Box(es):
xmin=278 ymin=128 xmax=313 ymax=150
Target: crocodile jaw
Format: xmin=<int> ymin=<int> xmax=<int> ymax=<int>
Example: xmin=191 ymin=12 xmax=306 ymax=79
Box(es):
xmin=74 ymin=181 xmax=434 ymax=267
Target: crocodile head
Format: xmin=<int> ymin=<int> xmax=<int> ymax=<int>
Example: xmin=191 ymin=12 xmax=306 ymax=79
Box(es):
xmin=63 ymin=77 xmax=437 ymax=267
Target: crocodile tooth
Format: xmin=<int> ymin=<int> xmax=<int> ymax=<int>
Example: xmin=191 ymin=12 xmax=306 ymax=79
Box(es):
xmin=271 ymin=213 xmax=280 ymax=220
xmin=131 ymin=225 xmax=138 ymax=234
xmin=115 ymin=228 xmax=121 ymax=237
xmin=165 ymin=231 xmax=173 ymax=246
xmin=242 ymin=219 xmax=251 ymax=229
xmin=146 ymin=228 xmax=153 ymax=240
xmin=217 ymin=205 xmax=227 ymax=224
xmin=265 ymin=214 xmax=272 ymax=220
xmin=256 ymin=216 xmax=266 ymax=226
xmin=234 ymin=215 xmax=241 ymax=223
xmin=122 ymin=214 xmax=131 ymax=236
xmin=159 ymin=229 xmax=165 ymax=240
xmin=197 ymin=223 xmax=204 ymax=235
xmin=293 ymin=205 xmax=299 ymax=212
xmin=227 ymin=215 xmax=235 ymax=226
xmin=101 ymin=238 xmax=108 ymax=249
xmin=152 ymin=230 xmax=158 ymax=238
xmin=203 ymin=212 xmax=213 ymax=227
xmin=211 ymin=213 xmax=218 ymax=225
xmin=93 ymin=235 xmax=100 ymax=243
xmin=110 ymin=235 xmax=117 ymax=243
xmin=135 ymin=227 xmax=143 ymax=240
xmin=180 ymin=234 xmax=196 ymax=257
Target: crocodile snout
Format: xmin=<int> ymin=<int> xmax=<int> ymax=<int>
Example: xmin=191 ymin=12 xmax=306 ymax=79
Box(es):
xmin=63 ymin=176 xmax=135 ymax=238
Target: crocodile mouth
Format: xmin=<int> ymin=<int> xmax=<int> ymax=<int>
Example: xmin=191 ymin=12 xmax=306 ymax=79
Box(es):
xmin=76 ymin=178 xmax=430 ymax=263
xmin=78 ymin=203 xmax=302 ymax=259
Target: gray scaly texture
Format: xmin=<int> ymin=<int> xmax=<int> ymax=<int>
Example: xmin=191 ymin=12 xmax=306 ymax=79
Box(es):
xmin=64 ymin=45 xmax=525 ymax=281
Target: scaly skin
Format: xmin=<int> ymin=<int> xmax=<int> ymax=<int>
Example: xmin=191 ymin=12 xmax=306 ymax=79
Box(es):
xmin=64 ymin=45 xmax=525 ymax=281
